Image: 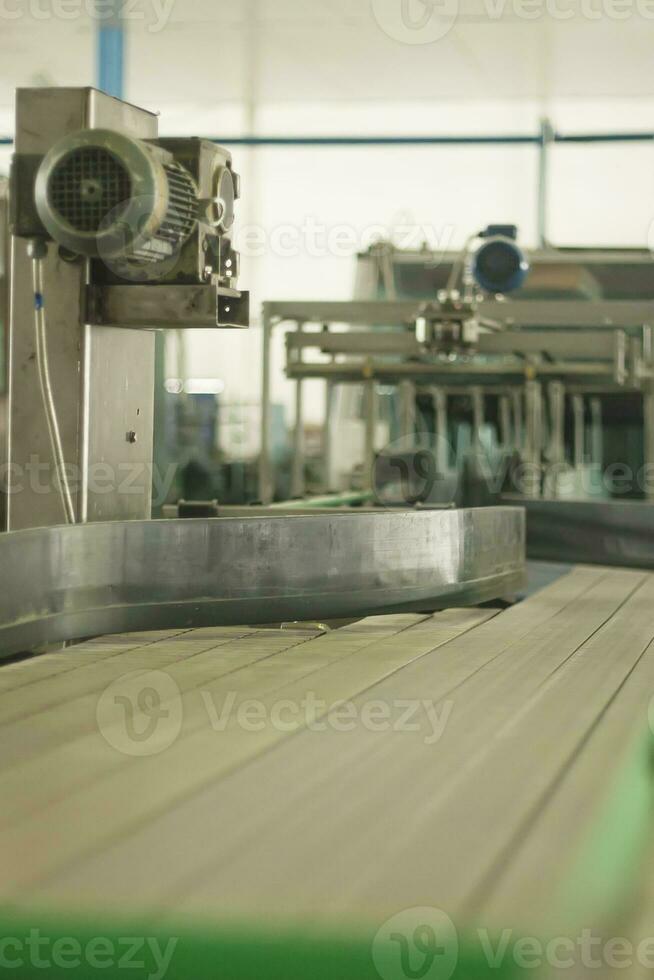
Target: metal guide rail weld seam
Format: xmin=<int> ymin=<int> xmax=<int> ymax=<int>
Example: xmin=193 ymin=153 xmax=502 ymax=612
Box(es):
xmin=0 ymin=508 xmax=525 ymax=658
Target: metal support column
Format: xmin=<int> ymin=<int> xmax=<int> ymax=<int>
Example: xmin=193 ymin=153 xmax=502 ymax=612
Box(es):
xmin=432 ymin=388 xmax=449 ymax=474
xmin=512 ymin=389 xmax=524 ymax=454
xmin=291 ymin=324 xmax=305 ymax=498
xmin=259 ymin=311 xmax=274 ymax=504
xmin=399 ymin=380 xmax=416 ymax=443
xmin=499 ymin=395 xmax=512 ymax=449
xmin=323 ymin=377 xmax=335 ymax=493
xmin=547 ymin=381 xmax=566 ymax=467
xmin=590 ymin=397 xmax=603 ymax=470
xmin=524 ymin=381 xmax=543 ymax=498
xmin=537 ymin=118 xmax=554 ymax=248
xmin=644 ymin=387 xmax=654 ymax=500
xmin=573 ymin=395 xmax=586 ymax=469
xmin=364 ymin=379 xmax=377 ymax=491
xmin=471 ymin=386 xmax=485 ymax=451
xmin=97 ymin=0 xmax=125 ymax=99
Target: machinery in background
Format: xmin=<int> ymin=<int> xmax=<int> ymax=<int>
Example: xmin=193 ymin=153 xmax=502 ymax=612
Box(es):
xmin=260 ymin=234 xmax=654 ymax=512
xmin=6 ymin=87 xmax=248 ymax=530
xmin=154 ymin=387 xmax=265 ymax=513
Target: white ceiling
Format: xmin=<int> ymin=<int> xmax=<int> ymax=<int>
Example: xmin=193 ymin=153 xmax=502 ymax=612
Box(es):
xmin=0 ymin=0 xmax=653 ymax=131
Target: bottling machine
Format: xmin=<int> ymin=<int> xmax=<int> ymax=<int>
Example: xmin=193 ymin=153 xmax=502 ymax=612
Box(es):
xmin=259 ymin=232 xmax=654 ymax=567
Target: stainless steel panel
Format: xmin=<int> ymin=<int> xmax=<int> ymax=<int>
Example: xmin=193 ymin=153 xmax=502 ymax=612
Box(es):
xmin=512 ymin=496 xmax=654 ymax=569
xmin=82 ymin=326 xmax=155 ymax=523
xmin=0 ymin=507 xmax=525 ymax=657
xmin=87 ymin=284 xmax=246 ymax=329
xmin=7 ymin=89 xmax=159 ymax=530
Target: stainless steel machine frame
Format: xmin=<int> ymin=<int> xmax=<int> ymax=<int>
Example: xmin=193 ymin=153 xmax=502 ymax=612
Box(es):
xmin=7 ymin=89 xmax=159 ymax=529
xmin=0 ymin=506 xmax=525 ymax=658
xmin=6 ymin=88 xmax=249 ymax=531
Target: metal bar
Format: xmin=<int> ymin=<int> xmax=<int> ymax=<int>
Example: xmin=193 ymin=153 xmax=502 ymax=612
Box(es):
xmin=259 ymin=311 xmax=273 ymax=504
xmin=512 ymin=389 xmax=524 ymax=453
xmin=643 ymin=387 xmax=654 ymax=500
xmin=291 ymin=353 xmax=305 ymax=498
xmin=97 ymin=0 xmax=125 ymax=100
xmin=87 ymin=284 xmax=248 ymax=330
xmin=286 ymin=328 xmax=620 ymax=360
xmin=590 ymin=396 xmax=603 ymax=469
xmin=4 ymin=132 xmax=653 ymax=149
xmin=499 ymin=395 xmax=512 ymax=449
xmin=267 ymin=299 xmax=654 ymax=330
xmin=399 ymin=380 xmax=416 ymax=441
xmin=547 ymin=381 xmax=566 ymax=467
xmin=271 ymin=491 xmax=374 ymax=509
xmin=524 ymin=381 xmax=543 ymax=498
xmin=471 ymin=386 xmax=485 ymax=450
xmin=0 ymin=509 xmax=525 ymax=658
xmin=2 ymin=131 xmax=653 ymax=149
xmin=432 ymin=388 xmax=449 ymax=472
xmin=572 ymin=394 xmax=586 ymax=469
xmin=287 ymin=361 xmax=615 ymax=382
xmin=537 ymin=118 xmax=553 ymax=247
xmin=323 ymin=377 xmax=335 ymax=492
xmin=364 ymin=379 xmax=378 ymax=491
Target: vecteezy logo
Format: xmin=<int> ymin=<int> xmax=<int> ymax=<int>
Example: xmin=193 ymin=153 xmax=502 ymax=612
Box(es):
xmin=96 ymin=670 xmax=183 ymax=757
xmin=371 ymin=0 xmax=459 ymax=44
xmin=372 ymin=907 xmax=459 ymax=980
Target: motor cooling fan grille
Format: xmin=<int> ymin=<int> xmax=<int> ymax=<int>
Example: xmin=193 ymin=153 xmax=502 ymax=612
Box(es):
xmin=48 ymin=148 xmax=132 ymax=233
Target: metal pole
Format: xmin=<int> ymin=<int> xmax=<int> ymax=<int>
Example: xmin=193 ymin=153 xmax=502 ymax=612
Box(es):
xmin=590 ymin=397 xmax=603 ymax=470
xmin=524 ymin=381 xmax=543 ymax=498
xmin=547 ymin=382 xmax=566 ymax=466
xmin=97 ymin=0 xmax=125 ymax=99
xmin=572 ymin=395 xmax=586 ymax=470
xmin=291 ymin=328 xmax=305 ymax=498
xmin=512 ymin=389 xmax=524 ymax=454
xmin=399 ymin=380 xmax=416 ymax=443
xmin=537 ymin=118 xmax=554 ymax=248
xmin=259 ymin=310 xmax=273 ymax=504
xmin=323 ymin=378 xmax=335 ymax=492
xmin=364 ymin=379 xmax=377 ymax=492
xmin=499 ymin=395 xmax=512 ymax=449
xmin=432 ymin=388 xmax=448 ymax=473
xmin=644 ymin=387 xmax=654 ymax=500
xmin=471 ymin=386 xmax=485 ymax=451
xmin=642 ymin=327 xmax=654 ymax=499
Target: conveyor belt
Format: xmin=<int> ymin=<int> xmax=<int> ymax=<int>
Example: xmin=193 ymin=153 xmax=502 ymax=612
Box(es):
xmin=1 ymin=566 xmax=654 ymax=979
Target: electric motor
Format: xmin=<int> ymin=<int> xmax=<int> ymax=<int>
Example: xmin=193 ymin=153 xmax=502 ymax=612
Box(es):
xmin=472 ymin=236 xmax=529 ymax=294
xmin=34 ymin=128 xmax=198 ymax=265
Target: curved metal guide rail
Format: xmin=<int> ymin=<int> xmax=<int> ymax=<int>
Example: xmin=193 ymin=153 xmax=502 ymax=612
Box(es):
xmin=0 ymin=507 xmax=525 ymax=658
xmin=515 ymin=497 xmax=654 ymax=569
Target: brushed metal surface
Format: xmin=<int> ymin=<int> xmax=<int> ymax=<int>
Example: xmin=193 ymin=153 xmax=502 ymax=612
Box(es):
xmin=7 ymin=88 xmax=157 ymax=530
xmin=515 ymin=497 xmax=654 ymax=569
xmin=0 ymin=507 xmax=525 ymax=658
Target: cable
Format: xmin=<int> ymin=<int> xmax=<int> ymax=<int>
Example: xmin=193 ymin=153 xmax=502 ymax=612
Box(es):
xmin=29 ymin=241 xmax=76 ymax=525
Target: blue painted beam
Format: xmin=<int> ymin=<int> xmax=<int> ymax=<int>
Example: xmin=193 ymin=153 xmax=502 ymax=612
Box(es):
xmin=0 ymin=133 xmax=653 ymax=149
xmin=97 ymin=0 xmax=125 ymax=100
